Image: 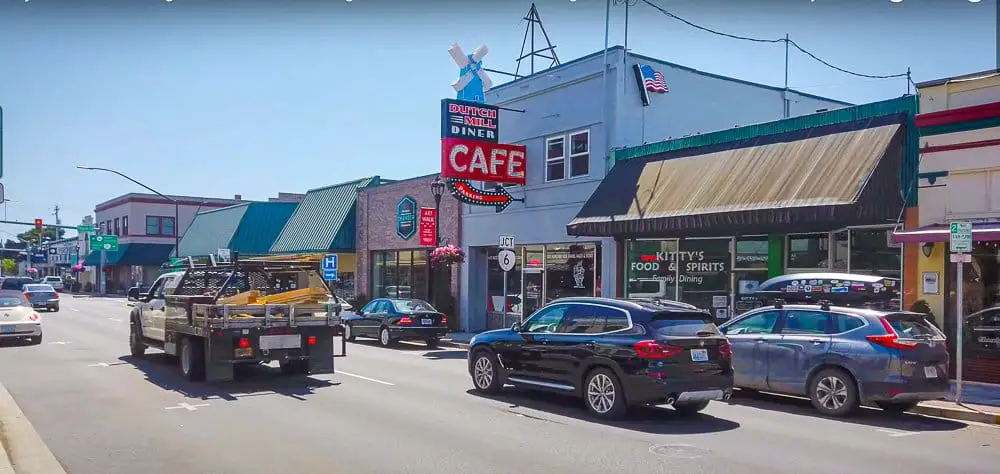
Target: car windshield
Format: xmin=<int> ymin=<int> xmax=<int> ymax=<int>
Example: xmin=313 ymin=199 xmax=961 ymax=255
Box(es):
xmin=648 ymin=311 xmax=720 ymax=337
xmin=24 ymin=284 xmax=54 ymax=292
xmin=393 ymin=299 xmax=436 ymax=312
xmin=0 ymin=297 xmax=26 ymax=307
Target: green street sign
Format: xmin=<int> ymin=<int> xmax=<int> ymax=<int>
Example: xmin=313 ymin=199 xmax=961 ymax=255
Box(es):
xmin=89 ymin=234 xmax=119 ymax=252
xmin=77 ymin=225 xmax=95 ymax=233
xmin=950 ymin=221 xmax=973 ymax=254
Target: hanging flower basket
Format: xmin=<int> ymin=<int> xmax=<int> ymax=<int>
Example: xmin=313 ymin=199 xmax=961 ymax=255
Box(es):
xmin=430 ymin=245 xmax=466 ymax=267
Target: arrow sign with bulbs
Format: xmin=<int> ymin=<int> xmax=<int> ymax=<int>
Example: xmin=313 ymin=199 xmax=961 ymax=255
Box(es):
xmin=448 ymin=179 xmax=523 ymax=213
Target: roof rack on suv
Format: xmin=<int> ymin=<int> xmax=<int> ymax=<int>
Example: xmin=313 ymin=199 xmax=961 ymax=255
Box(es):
xmin=817 ymin=299 xmax=832 ymax=311
xmin=773 ymin=298 xmax=784 ymax=309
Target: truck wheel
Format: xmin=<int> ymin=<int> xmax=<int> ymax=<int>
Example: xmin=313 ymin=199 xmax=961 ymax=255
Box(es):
xmin=179 ymin=337 xmax=206 ymax=382
xmin=129 ymin=320 xmax=146 ymax=357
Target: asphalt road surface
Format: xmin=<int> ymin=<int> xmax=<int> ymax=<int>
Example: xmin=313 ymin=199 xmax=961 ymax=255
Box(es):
xmin=1 ymin=296 xmax=998 ymax=474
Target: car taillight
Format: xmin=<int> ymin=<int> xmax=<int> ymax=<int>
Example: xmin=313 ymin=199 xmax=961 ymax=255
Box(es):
xmin=440 ymin=314 xmax=448 ymax=325
xmin=28 ymin=313 xmax=39 ymax=321
xmin=23 ymin=293 xmax=30 ymax=300
xmin=866 ymin=318 xmax=918 ymax=350
xmin=633 ymin=340 xmax=683 ymax=359
xmin=52 ymin=293 xmax=59 ymax=299
xmin=307 ymin=335 xmax=317 ymax=345
xmin=238 ymin=337 xmax=250 ymax=348
xmin=398 ymin=316 xmax=413 ymax=325
xmin=718 ymin=341 xmax=733 ymax=358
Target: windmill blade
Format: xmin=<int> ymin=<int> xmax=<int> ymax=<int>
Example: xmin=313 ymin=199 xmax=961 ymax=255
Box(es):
xmin=470 ymin=45 xmax=489 ymax=63
xmin=477 ymin=69 xmax=494 ymax=92
xmin=448 ymin=44 xmax=470 ymax=68
xmin=452 ymin=71 xmax=474 ymax=92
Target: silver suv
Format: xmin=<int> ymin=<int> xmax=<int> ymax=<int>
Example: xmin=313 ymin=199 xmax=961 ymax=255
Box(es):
xmin=719 ymin=300 xmax=948 ymax=417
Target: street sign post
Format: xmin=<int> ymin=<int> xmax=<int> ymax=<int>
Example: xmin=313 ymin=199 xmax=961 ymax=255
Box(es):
xmin=497 ymin=235 xmax=516 ymax=324
xmin=321 ymin=254 xmax=339 ymax=281
xmin=950 ymin=220 xmax=973 ymax=402
xmin=77 ymin=225 xmax=95 ymax=233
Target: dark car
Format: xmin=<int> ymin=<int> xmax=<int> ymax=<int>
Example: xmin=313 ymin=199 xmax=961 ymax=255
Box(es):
xmin=343 ymin=298 xmax=449 ymax=348
xmin=467 ymin=297 xmax=734 ymax=420
xmin=719 ymin=300 xmax=949 ymax=417
xmin=23 ymin=284 xmax=59 ymax=312
xmin=2 ymin=277 xmax=36 ymax=291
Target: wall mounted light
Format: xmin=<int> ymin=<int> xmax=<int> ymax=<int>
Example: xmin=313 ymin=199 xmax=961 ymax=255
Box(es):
xmin=921 ymin=242 xmax=934 ymax=258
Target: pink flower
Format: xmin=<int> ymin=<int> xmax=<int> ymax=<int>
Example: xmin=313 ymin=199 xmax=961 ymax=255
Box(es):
xmin=430 ymin=245 xmax=466 ymax=267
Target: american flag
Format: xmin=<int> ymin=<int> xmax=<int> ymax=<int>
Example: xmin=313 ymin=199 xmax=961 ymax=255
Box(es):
xmin=639 ymin=64 xmax=668 ymax=93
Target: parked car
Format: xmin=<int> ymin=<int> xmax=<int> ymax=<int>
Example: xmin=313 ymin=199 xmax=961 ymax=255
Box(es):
xmin=718 ymin=300 xmax=949 ymax=417
xmin=343 ymin=298 xmax=448 ymax=348
xmin=0 ymin=291 xmax=42 ymax=345
xmin=42 ymin=276 xmax=64 ymax=291
xmin=23 ymin=284 xmax=59 ymax=312
xmin=1 ymin=277 xmax=35 ymax=291
xmin=467 ymin=297 xmax=734 ymax=420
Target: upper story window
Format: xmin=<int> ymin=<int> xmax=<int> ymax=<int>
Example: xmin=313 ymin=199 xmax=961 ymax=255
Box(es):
xmin=114 ymin=218 xmax=120 ymax=236
xmin=145 ymin=216 xmax=176 ymax=236
xmin=545 ymin=129 xmax=590 ymax=182
xmin=122 ymin=216 xmax=129 ymax=236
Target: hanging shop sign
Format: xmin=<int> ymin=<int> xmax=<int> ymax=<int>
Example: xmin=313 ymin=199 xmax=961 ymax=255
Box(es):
xmin=441 ymin=137 xmax=526 ymax=185
xmin=418 ymin=207 xmax=437 ymax=247
xmin=396 ymin=196 xmax=417 ymax=240
xmin=448 ymin=179 xmax=519 ymax=213
xmin=442 ymin=99 xmax=499 ymax=142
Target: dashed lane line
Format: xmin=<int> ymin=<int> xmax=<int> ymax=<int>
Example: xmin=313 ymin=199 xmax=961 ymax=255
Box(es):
xmin=336 ymin=371 xmax=395 ymax=386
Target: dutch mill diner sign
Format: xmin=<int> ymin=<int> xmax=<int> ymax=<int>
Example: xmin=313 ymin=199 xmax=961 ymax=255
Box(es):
xmin=441 ymin=42 xmax=526 ymax=213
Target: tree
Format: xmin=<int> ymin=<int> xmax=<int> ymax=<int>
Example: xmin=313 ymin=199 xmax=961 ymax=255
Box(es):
xmin=17 ymin=227 xmax=64 ymax=244
xmin=1 ymin=259 xmax=16 ymax=275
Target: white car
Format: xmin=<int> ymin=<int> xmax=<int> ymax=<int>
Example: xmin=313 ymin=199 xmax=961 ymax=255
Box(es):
xmin=0 ymin=292 xmax=42 ymax=345
xmin=42 ymin=276 xmax=64 ymax=291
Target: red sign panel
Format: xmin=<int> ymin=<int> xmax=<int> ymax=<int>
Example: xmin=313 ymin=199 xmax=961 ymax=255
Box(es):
xmin=441 ymin=137 xmax=527 ymax=186
xmin=418 ymin=207 xmax=437 ymax=247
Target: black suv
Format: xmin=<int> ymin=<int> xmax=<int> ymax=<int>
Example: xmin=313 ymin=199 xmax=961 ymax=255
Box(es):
xmin=467 ymin=297 xmax=734 ymax=419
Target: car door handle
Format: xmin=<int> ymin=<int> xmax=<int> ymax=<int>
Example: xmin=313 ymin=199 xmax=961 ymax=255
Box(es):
xmin=755 ymin=338 xmax=766 ymax=343
xmin=809 ymin=338 xmax=824 ymax=344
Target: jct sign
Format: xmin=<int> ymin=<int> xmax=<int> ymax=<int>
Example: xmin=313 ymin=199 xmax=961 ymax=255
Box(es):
xmin=441 ymin=137 xmax=527 ymax=185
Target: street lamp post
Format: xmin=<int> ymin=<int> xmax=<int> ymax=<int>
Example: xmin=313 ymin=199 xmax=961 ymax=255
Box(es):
xmin=76 ymin=166 xmax=180 ymax=258
xmin=429 ymin=177 xmax=447 ymax=306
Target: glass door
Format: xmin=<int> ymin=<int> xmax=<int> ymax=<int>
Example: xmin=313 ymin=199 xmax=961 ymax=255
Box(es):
xmin=521 ymin=268 xmax=544 ymax=320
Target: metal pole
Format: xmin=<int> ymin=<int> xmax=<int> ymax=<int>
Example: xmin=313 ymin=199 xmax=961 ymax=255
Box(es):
xmin=956 ymin=259 xmax=964 ymax=402
xmin=174 ymin=201 xmax=180 ymax=258
xmin=601 ymin=0 xmax=611 ymax=174
xmin=100 ymin=250 xmax=106 ymax=295
xmin=783 ymin=33 xmax=790 ymax=118
xmin=503 ymin=269 xmax=508 ymax=327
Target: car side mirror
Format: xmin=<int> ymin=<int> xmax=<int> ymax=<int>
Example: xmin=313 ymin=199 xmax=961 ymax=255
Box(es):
xmin=356 ymin=310 xmax=364 ymax=316
xmin=127 ymin=287 xmax=141 ymax=301
xmin=720 ymin=326 xmax=728 ymax=335
xmin=511 ymin=322 xmax=521 ymax=332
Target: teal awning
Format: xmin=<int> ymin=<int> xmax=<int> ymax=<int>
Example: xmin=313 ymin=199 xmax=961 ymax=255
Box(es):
xmin=83 ymin=244 xmax=175 ymax=266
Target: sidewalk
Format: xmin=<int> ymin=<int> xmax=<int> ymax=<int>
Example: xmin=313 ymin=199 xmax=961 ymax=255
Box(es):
xmin=0 ymin=383 xmax=66 ymax=473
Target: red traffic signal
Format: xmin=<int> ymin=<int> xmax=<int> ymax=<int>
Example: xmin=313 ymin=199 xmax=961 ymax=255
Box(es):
xmin=34 ymin=218 xmax=42 ymax=230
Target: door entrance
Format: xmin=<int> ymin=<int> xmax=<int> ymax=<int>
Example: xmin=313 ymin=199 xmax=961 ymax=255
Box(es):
xmin=522 ymin=268 xmax=544 ymax=320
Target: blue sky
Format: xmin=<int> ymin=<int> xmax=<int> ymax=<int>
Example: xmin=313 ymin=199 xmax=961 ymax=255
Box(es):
xmin=0 ymin=0 xmax=995 ymax=242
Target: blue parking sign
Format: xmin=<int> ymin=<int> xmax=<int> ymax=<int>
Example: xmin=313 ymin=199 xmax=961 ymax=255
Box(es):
xmin=321 ymin=254 xmax=339 ymax=281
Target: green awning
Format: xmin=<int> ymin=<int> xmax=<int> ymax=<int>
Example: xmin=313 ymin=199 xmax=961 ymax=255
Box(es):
xmin=83 ymin=243 xmax=175 ymax=266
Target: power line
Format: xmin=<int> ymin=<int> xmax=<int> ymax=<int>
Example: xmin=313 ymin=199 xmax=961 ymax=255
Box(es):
xmin=639 ymin=0 xmax=910 ymax=81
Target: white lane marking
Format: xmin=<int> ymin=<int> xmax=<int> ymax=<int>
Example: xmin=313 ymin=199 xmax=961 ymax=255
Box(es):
xmin=48 ymin=341 xmax=73 ymax=345
xmin=336 ymin=371 xmax=394 ymax=386
xmin=876 ymin=428 xmax=919 ymax=437
xmin=88 ymin=362 xmax=110 ymax=367
xmin=165 ymin=402 xmax=209 ymax=411
xmin=71 ymin=308 xmax=80 ymax=312
xmin=107 ymin=318 xmax=122 ymax=322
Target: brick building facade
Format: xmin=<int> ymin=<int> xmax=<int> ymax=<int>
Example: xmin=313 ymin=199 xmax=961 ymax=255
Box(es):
xmin=356 ymin=174 xmax=462 ymax=327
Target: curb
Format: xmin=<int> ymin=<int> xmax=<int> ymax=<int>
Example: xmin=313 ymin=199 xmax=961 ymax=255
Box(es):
xmin=439 ymin=340 xmax=469 ymax=350
xmin=912 ymin=403 xmax=1000 ymax=425
xmin=0 ymin=383 xmax=66 ymax=474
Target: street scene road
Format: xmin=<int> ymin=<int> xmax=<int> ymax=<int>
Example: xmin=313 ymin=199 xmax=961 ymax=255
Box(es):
xmin=0 ymin=296 xmax=997 ymax=474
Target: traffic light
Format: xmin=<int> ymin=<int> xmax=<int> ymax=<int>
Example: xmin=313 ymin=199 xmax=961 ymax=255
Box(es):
xmin=34 ymin=218 xmax=42 ymax=230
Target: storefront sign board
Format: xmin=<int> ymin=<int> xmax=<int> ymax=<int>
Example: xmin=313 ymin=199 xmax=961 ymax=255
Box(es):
xmin=396 ymin=196 xmax=417 ymax=240
xmin=441 ymin=99 xmax=498 ymax=142
xmin=441 ymin=137 xmax=527 ymax=185
xmin=418 ymin=207 xmax=437 ymax=247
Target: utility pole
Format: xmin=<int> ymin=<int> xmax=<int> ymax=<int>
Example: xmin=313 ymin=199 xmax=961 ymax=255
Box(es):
xmin=52 ymin=205 xmax=61 ymax=225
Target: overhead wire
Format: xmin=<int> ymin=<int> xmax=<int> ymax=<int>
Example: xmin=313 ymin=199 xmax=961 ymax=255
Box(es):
xmin=639 ymin=0 xmax=911 ymax=81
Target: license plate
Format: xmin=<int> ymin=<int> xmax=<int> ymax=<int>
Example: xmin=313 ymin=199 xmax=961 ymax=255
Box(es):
xmin=260 ymin=334 xmax=301 ymax=350
xmin=690 ymin=348 xmax=709 ymax=362
xmin=422 ymin=318 xmax=433 ymax=326
xmin=234 ymin=347 xmax=254 ymax=358
xmin=924 ymin=366 xmax=938 ymax=378
xmin=1 ymin=326 xmax=13 ymax=334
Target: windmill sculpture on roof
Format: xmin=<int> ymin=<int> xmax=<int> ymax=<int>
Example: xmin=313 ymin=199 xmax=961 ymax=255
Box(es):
xmin=448 ymin=43 xmax=494 ymax=104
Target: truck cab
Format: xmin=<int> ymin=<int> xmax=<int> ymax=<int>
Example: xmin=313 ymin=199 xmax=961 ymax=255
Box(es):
xmin=129 ymin=271 xmax=184 ymax=342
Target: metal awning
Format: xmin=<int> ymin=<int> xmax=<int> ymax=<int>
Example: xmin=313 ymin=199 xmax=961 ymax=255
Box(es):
xmin=567 ymin=114 xmax=907 ymax=238
xmin=891 ymin=223 xmax=1000 ymax=243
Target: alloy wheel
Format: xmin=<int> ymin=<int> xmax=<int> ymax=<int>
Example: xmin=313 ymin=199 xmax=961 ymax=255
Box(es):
xmin=587 ymin=373 xmax=616 ymax=414
xmin=473 ymin=356 xmax=493 ymax=389
xmin=344 ymin=324 xmax=351 ymax=340
xmin=380 ymin=328 xmax=390 ymax=346
xmin=815 ymin=376 xmax=848 ymax=411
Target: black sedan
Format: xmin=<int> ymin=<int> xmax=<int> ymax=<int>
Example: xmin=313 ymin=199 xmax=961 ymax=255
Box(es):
xmin=23 ymin=284 xmax=59 ymax=312
xmin=343 ymin=298 xmax=449 ymax=348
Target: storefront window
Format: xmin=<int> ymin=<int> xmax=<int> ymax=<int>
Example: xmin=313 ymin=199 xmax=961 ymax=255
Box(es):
xmin=734 ymin=236 xmax=768 ymax=270
xmin=947 ymin=241 xmax=1000 ymax=383
xmin=832 ymin=230 xmax=849 ymax=270
xmin=788 ymin=233 xmax=829 ymax=269
xmin=370 ymin=250 xmax=430 ymax=300
xmin=544 ymin=243 xmax=597 ymax=303
xmin=734 ymin=236 xmax=768 ymax=316
xmin=487 ymin=247 xmax=522 ymax=315
xmin=678 ymin=239 xmax=731 ymax=319
xmin=522 ymin=245 xmax=545 ymax=318
xmin=849 ymin=228 xmax=900 ymax=278
xmin=624 ymin=239 xmax=678 ymax=300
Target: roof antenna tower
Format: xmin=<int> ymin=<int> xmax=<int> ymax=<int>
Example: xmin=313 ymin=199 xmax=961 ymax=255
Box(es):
xmin=515 ymin=3 xmax=561 ymax=78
